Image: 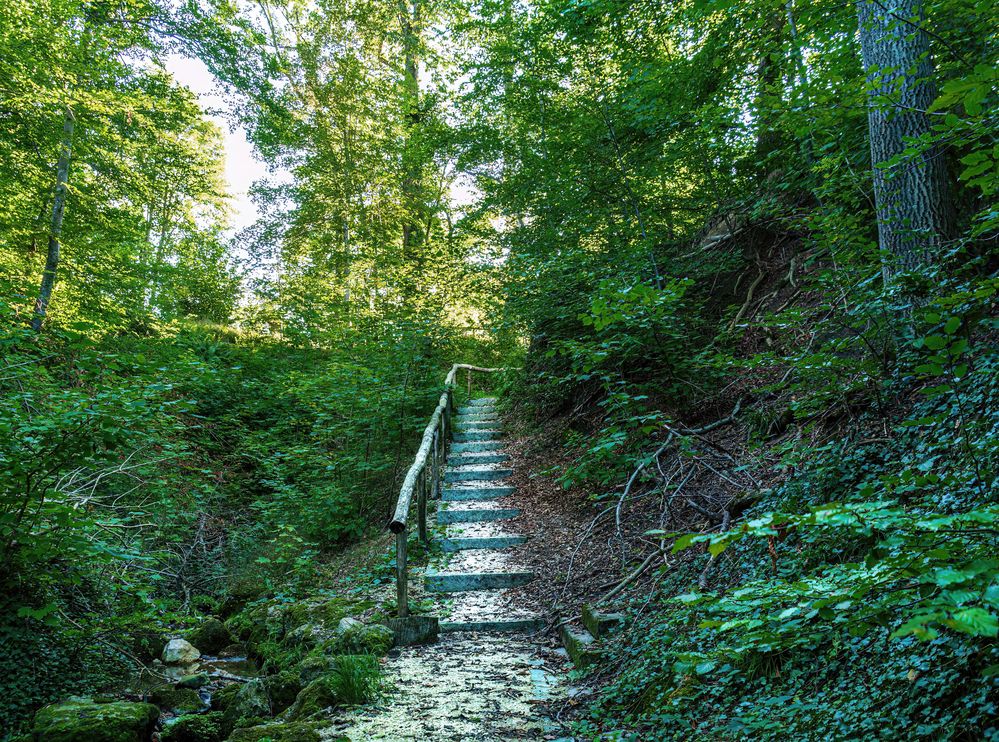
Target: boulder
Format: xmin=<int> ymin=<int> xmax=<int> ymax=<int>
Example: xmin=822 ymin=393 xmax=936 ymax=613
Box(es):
xmin=280 ymin=678 xmax=339 ymax=722
xmin=32 ymin=697 xmax=159 ymax=742
xmin=162 ymin=638 xmax=201 ymax=665
xmin=226 ymin=722 xmax=325 ymax=742
xmin=328 ymin=619 xmax=393 ymax=656
xmin=159 ymin=712 xmax=225 ymax=742
xmin=176 ymin=673 xmax=210 ymax=689
xmin=222 ymin=679 xmax=270 ymax=731
xmin=263 ymin=671 xmax=303 ymax=715
xmin=147 ymin=684 xmax=208 ymax=715
xmin=209 ymin=683 xmax=241 ymax=715
xmin=295 ymin=654 xmax=336 ymax=685
xmin=283 ymin=623 xmax=325 ymax=649
xmin=187 ymin=618 xmax=234 ymax=655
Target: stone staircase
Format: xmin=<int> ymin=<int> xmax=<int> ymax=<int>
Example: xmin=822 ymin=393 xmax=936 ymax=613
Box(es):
xmin=424 ymin=397 xmax=545 ymax=634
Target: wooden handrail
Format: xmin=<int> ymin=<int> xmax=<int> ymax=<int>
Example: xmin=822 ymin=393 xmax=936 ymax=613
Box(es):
xmin=389 ymin=363 xmax=506 ymax=617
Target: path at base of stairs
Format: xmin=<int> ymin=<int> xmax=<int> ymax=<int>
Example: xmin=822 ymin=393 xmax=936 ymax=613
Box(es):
xmin=323 ymin=634 xmax=563 ymax=742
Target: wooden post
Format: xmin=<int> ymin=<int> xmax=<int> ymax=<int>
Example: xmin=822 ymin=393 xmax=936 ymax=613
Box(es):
xmin=432 ymin=428 xmax=440 ymax=500
xmin=467 ymin=367 xmax=472 ymax=399
xmin=417 ymin=464 xmax=428 ymax=543
xmin=396 ymin=530 xmax=408 ymax=617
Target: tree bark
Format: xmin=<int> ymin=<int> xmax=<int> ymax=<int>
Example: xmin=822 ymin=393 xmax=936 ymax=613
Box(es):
xmin=399 ymin=0 xmax=423 ymax=271
xmin=32 ymin=107 xmax=76 ymax=331
xmin=857 ymin=0 xmax=954 ymax=283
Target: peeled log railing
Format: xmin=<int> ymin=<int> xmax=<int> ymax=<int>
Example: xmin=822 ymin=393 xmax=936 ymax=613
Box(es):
xmin=389 ymin=364 xmax=505 ymax=617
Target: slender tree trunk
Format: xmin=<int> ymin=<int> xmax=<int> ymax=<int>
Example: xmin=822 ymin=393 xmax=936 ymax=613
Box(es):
xmin=857 ymin=0 xmax=954 ymax=283
xmin=399 ymin=0 xmax=423 ymax=272
xmin=32 ymin=107 xmax=75 ymax=331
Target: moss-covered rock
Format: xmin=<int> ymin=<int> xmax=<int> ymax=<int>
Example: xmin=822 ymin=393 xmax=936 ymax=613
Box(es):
xmin=210 ymin=683 xmax=241 ymax=715
xmin=148 ymin=684 xmax=208 ymax=714
xmin=280 ymin=677 xmax=339 ymax=722
xmin=32 ymin=698 xmax=159 ymax=742
xmin=188 ymin=618 xmax=235 ymax=655
xmin=326 ymin=619 xmax=393 ymax=656
xmin=225 ymin=722 xmax=323 ymax=742
xmin=263 ymin=671 xmax=302 ymax=714
xmin=176 ymin=673 xmax=210 ymax=690
xmin=282 ymin=623 xmax=325 ymax=649
xmin=160 ymin=712 xmax=225 ymax=742
xmin=222 ymin=679 xmax=270 ymax=731
xmin=295 ymin=654 xmax=336 ymax=685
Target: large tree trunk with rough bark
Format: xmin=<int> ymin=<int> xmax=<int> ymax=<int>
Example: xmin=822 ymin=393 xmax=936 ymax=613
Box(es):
xmin=32 ymin=107 xmax=75 ymax=331
xmin=857 ymin=0 xmax=954 ymax=284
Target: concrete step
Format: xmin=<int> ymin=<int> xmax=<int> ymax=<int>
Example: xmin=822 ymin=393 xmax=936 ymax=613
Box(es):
xmin=438 ymin=536 xmax=528 ymax=551
xmin=466 ymin=397 xmax=497 ymax=406
xmin=437 ymin=507 xmax=520 ymax=524
xmin=560 ymin=624 xmax=600 ymax=668
xmin=450 ymin=440 xmax=503 ymax=454
xmin=458 ymin=405 xmax=497 ymax=416
xmin=444 ymin=465 xmax=513 ymax=483
xmin=440 ymin=617 xmax=545 ymax=633
xmin=425 ymin=570 xmax=535 ymax=592
xmin=582 ymin=604 xmax=626 ymax=639
xmin=455 ymin=420 xmax=502 ymax=430
xmin=442 ymin=485 xmax=515 ymax=501
xmin=454 ymin=413 xmax=499 ymax=422
xmin=453 ymin=430 xmax=501 ymax=443
xmin=447 ymin=452 xmax=510 ymax=466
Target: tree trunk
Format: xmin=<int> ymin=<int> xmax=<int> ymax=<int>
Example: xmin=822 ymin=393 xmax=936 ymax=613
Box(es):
xmin=399 ymin=0 xmax=423 ymax=270
xmin=857 ymin=0 xmax=954 ymax=283
xmin=32 ymin=107 xmax=76 ymax=331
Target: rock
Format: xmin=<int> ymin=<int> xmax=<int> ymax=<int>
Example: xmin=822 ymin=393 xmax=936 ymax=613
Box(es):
xmin=176 ymin=673 xmax=210 ymax=689
xmin=148 ymin=684 xmax=208 ymax=715
xmin=283 ymin=623 xmax=325 ymax=649
xmin=264 ymin=671 xmax=303 ymax=715
xmin=187 ymin=618 xmax=234 ymax=655
xmin=295 ymin=655 xmax=336 ymax=685
xmin=160 ymin=712 xmax=225 ymax=742
xmin=283 ymin=657 xmax=380 ymax=721
xmin=328 ymin=619 xmax=394 ymax=656
xmin=32 ymin=698 xmax=159 ymax=742
xmin=162 ymin=638 xmax=201 ymax=665
xmin=210 ymin=683 xmax=241 ymax=715
xmin=226 ymin=722 xmax=324 ymax=742
xmin=280 ymin=678 xmax=339 ymax=722
xmin=222 ymin=679 xmax=271 ymax=731
xmin=217 ymin=643 xmax=244 ymax=658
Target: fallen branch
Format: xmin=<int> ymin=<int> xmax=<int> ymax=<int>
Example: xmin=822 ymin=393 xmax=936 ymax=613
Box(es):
xmin=697 ymin=509 xmax=731 ymax=591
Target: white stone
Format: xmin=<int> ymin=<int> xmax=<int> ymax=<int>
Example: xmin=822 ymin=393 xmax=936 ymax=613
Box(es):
xmin=161 ymin=638 xmax=201 ymax=664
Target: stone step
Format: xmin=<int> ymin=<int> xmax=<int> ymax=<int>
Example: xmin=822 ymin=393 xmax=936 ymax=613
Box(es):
xmin=453 ymin=430 xmax=501 ymax=443
xmin=425 ymin=570 xmax=535 ymax=592
xmin=440 ymin=617 xmax=545 ymax=633
xmin=560 ymin=624 xmax=600 ymax=669
xmin=458 ymin=405 xmax=497 ymax=416
xmin=582 ymin=604 xmax=626 ymax=639
xmin=444 ymin=465 xmax=513 ymax=483
xmin=450 ymin=440 xmax=504 ymax=454
xmin=438 ymin=536 xmax=528 ymax=551
xmin=447 ymin=452 xmax=510 ymax=466
xmin=437 ymin=507 xmax=520 ymax=524
xmin=455 ymin=420 xmax=502 ymax=430
xmin=467 ymin=397 xmax=497 ymax=406
xmin=454 ymin=413 xmax=499 ymax=422
xmin=442 ymin=485 xmax=515 ymax=501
